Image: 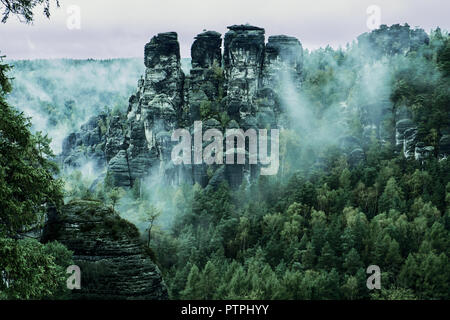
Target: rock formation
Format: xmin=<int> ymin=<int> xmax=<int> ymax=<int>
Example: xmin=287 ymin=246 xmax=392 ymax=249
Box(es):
xmin=356 ymin=25 xmax=449 ymax=162
xmin=439 ymin=131 xmax=450 ymax=159
xmin=61 ymin=25 xmax=305 ymax=188
xmin=60 ymin=24 xmax=449 ymax=189
xmin=358 ymin=24 xmax=429 ymax=57
xmin=42 ymin=200 xmax=168 ymax=300
xmin=61 ymin=113 xmax=108 ymax=169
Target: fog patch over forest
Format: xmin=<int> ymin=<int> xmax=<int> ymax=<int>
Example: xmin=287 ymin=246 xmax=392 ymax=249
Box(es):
xmin=5 ymin=58 xmax=143 ymax=153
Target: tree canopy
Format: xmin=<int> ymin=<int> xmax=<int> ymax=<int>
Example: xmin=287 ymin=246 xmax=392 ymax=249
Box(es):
xmin=1 ymin=0 xmax=59 ymax=23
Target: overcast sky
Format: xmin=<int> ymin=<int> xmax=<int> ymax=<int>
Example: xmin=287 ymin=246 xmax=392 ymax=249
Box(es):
xmin=1 ymin=0 xmax=449 ymax=59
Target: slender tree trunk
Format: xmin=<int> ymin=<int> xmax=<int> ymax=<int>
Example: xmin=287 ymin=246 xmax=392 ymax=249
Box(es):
xmin=147 ymin=225 xmax=152 ymax=247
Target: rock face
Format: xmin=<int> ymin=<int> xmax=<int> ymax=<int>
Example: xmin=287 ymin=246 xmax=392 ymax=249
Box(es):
xmin=356 ymin=25 xmax=449 ymax=162
xmin=61 ymin=113 xmax=108 ymax=168
xmin=183 ymin=31 xmax=225 ymax=186
xmin=59 ymin=24 xmax=449 ymax=189
xmin=260 ymin=35 xmax=303 ymax=128
xmin=394 ymin=116 xmax=444 ymax=161
xmin=395 ymin=118 xmax=417 ymax=159
xmin=126 ymin=32 xmax=185 ymax=186
xmin=42 ymin=200 xmax=168 ymax=300
xmin=355 ymin=24 xmax=447 ymax=162
xmin=191 ymin=31 xmax=222 ymax=69
xmin=224 ymin=25 xmax=265 ymax=126
xmin=358 ymin=24 xmax=429 ymax=57
xmin=60 ymin=24 xmax=304 ymax=188
xmin=439 ymin=132 xmax=450 ymax=159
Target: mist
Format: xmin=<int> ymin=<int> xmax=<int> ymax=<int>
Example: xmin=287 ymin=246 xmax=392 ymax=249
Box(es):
xmin=5 ymin=58 xmax=143 ymax=153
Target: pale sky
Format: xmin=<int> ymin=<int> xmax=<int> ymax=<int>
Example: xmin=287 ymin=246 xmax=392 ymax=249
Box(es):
xmin=1 ymin=0 xmax=449 ymax=59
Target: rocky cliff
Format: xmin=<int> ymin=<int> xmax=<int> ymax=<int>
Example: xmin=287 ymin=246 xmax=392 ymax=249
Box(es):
xmin=356 ymin=24 xmax=450 ymax=161
xmin=42 ymin=200 xmax=168 ymax=300
xmin=60 ymin=24 xmax=450 ymax=189
xmin=62 ymin=24 xmax=304 ymax=189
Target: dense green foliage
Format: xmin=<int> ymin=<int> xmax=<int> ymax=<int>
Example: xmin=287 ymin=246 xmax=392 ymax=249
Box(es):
xmin=0 ymin=56 xmax=72 ymax=299
xmin=0 ymin=57 xmax=63 ymax=237
xmin=142 ymin=27 xmax=450 ymax=300
xmin=150 ymin=153 xmax=449 ymax=300
xmin=0 ymin=238 xmax=73 ymax=299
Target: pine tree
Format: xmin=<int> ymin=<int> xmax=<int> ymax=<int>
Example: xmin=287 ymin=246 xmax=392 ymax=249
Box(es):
xmin=201 ymin=261 xmax=218 ymax=299
xmin=378 ymin=177 xmax=405 ymax=213
xmin=318 ymin=241 xmax=337 ymax=270
xmin=301 ymin=243 xmax=316 ymax=270
xmin=343 ymin=248 xmax=363 ymax=275
xmin=181 ymin=264 xmax=203 ymax=299
xmin=341 ymin=276 xmax=359 ymax=300
xmin=0 ymin=57 xmax=63 ymax=237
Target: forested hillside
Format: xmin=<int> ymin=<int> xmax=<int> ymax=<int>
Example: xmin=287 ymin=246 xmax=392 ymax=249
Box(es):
xmin=1 ymin=24 xmax=449 ymax=300
xmin=144 ymin=26 xmax=450 ymax=300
